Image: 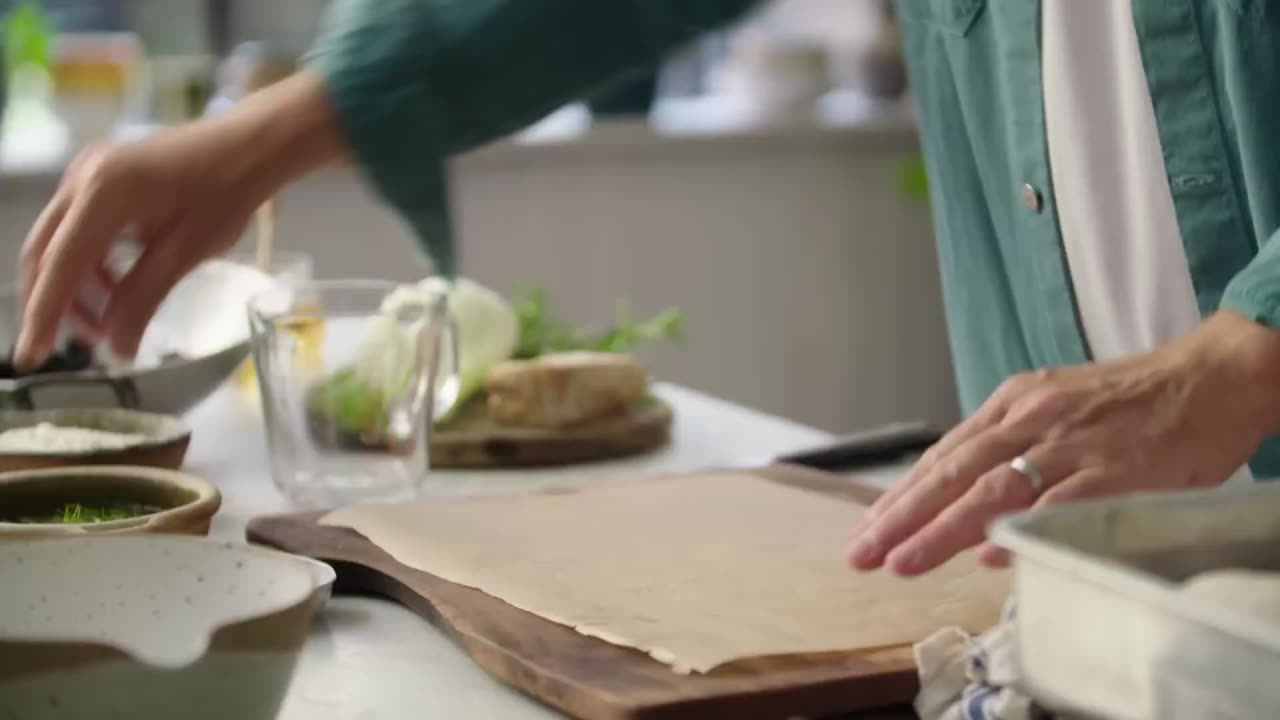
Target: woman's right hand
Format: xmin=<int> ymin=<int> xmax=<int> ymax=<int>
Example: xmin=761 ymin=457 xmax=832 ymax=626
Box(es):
xmin=15 ymin=71 xmax=347 ymax=368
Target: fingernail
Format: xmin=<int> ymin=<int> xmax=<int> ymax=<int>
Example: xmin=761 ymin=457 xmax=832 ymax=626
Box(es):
xmin=847 ymin=536 xmax=881 ymax=568
xmin=979 ymin=545 xmax=1011 ymax=568
xmin=888 ymin=547 xmax=923 ymax=576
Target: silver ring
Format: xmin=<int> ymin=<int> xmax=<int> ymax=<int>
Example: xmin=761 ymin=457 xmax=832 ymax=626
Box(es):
xmin=1009 ymin=455 xmax=1045 ymax=495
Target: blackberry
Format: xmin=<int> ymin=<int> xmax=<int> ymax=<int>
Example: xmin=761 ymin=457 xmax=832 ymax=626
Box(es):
xmin=0 ymin=339 xmax=98 ymax=380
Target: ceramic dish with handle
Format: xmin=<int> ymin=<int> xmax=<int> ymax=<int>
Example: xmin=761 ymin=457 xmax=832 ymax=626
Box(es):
xmin=0 ymin=465 xmax=221 ymax=541
xmin=0 ymin=260 xmax=275 ymax=415
xmin=0 ymin=535 xmax=335 ymax=720
xmin=0 ymin=408 xmax=191 ymax=473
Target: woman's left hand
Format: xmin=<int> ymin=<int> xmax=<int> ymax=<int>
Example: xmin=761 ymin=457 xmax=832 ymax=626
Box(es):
xmin=847 ymin=311 xmax=1280 ymax=576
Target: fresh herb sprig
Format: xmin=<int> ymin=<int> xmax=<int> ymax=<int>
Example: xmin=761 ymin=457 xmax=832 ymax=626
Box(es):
xmin=9 ymin=503 xmax=159 ymax=525
xmin=513 ymin=288 xmax=684 ymax=360
xmin=307 ymin=286 xmax=685 ymax=440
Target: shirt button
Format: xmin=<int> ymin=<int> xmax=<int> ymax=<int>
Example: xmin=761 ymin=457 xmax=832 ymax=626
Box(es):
xmin=1021 ymin=183 xmax=1043 ymax=213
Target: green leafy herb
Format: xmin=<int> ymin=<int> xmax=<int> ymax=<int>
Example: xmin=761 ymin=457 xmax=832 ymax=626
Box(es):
xmin=305 ymin=367 xmax=393 ymax=440
xmin=4 ymin=1 xmax=54 ymax=73
xmin=513 ymin=288 xmax=685 ymax=360
xmin=9 ymin=503 xmax=160 ymax=525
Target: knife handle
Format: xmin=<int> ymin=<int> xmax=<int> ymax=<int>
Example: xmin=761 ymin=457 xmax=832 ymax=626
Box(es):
xmin=777 ymin=421 xmax=944 ymax=472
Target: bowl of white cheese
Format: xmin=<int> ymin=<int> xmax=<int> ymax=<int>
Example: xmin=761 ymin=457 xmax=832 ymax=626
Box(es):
xmin=0 ymin=408 xmax=190 ymax=473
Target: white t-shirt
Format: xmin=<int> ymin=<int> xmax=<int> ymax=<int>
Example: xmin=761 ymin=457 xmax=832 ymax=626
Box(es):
xmin=1041 ymin=0 xmax=1255 ymax=485
xmin=1042 ymin=0 xmax=1201 ymax=360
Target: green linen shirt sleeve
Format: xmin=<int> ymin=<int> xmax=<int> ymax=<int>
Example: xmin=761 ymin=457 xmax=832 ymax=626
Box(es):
xmin=304 ymin=0 xmax=761 ymax=278
xmin=1222 ymin=229 xmax=1280 ymax=327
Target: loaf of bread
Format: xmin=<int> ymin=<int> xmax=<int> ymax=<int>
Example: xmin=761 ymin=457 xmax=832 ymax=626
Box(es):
xmin=484 ymin=352 xmax=648 ymax=428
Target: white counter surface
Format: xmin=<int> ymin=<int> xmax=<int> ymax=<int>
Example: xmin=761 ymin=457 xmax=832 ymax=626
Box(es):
xmin=184 ymin=381 xmax=916 ymax=719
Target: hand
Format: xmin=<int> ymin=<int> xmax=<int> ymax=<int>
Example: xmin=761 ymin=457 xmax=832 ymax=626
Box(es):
xmin=846 ymin=311 xmax=1280 ymax=576
xmin=15 ymin=71 xmax=346 ymax=367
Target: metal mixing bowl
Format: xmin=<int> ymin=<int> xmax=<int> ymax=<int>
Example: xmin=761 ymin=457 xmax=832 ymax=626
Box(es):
xmin=0 ymin=260 xmax=275 ymax=415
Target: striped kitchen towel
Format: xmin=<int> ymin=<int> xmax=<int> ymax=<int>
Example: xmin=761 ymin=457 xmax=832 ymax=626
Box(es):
xmin=914 ymin=601 xmax=1053 ymax=720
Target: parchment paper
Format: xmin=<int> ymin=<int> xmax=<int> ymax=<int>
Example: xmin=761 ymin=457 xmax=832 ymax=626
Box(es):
xmin=322 ymin=473 xmax=1010 ymax=673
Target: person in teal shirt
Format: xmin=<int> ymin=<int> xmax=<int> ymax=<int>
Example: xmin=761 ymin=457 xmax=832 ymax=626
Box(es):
xmin=15 ymin=1 xmax=1280 ymax=577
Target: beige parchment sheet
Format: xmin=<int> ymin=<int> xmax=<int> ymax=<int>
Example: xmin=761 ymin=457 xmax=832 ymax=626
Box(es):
xmin=321 ymin=473 xmax=1011 ymax=673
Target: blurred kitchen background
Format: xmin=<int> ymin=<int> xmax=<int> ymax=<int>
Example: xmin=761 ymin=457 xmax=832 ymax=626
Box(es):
xmin=0 ymin=0 xmax=958 ymax=435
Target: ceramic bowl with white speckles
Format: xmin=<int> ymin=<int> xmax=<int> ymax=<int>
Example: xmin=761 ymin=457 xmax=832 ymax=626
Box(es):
xmin=0 ymin=535 xmax=336 ymax=720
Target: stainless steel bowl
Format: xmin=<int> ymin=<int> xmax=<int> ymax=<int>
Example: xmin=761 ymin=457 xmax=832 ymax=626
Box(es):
xmin=0 ymin=260 xmax=275 ymax=415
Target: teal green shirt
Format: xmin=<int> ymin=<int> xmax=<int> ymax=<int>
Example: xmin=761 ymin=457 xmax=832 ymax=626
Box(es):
xmin=308 ymin=0 xmax=1280 ymax=475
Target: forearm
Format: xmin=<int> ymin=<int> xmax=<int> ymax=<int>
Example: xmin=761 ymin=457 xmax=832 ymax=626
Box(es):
xmin=214 ymin=71 xmax=349 ymax=204
xmin=1217 ymin=228 xmax=1280 ymax=436
xmin=1183 ymin=310 xmax=1280 ymax=438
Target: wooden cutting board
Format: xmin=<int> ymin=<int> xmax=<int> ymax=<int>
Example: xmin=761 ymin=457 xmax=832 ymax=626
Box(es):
xmin=247 ymin=465 xmax=928 ymax=720
xmin=429 ymin=396 xmax=673 ymax=468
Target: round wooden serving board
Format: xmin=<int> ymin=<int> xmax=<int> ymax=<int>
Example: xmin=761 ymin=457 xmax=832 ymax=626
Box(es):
xmin=430 ymin=396 xmax=674 ymax=468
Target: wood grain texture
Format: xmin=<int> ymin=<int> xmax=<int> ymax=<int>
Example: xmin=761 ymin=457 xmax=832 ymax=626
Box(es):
xmin=430 ymin=397 xmax=673 ymax=469
xmin=247 ymin=465 xmax=924 ymax=720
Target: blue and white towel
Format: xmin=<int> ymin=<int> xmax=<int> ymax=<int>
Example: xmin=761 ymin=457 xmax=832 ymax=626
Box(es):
xmin=914 ymin=601 xmax=1053 ymax=720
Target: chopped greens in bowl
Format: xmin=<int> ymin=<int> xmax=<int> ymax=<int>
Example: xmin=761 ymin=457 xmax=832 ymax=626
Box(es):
xmin=5 ymin=502 xmax=163 ymax=525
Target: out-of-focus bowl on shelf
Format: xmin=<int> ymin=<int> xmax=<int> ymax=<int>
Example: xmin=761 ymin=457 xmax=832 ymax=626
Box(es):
xmin=0 ymin=259 xmax=276 ymax=415
xmin=0 ymin=464 xmax=220 ymax=541
xmin=0 ymin=535 xmax=335 ymax=720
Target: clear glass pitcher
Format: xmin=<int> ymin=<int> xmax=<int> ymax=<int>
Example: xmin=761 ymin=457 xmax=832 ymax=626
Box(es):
xmin=248 ymin=280 xmax=459 ymax=509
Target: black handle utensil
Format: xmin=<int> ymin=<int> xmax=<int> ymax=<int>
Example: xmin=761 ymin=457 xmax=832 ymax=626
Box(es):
xmin=776 ymin=421 xmax=943 ymax=472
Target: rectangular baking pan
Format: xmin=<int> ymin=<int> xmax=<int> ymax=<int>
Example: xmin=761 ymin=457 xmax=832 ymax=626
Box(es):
xmin=991 ymin=484 xmax=1280 ymax=720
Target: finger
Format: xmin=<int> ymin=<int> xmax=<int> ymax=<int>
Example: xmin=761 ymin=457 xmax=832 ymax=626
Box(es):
xmin=18 ymin=191 xmax=70 ymax=311
xmin=1031 ymin=469 xmax=1111 ymax=509
xmin=99 ymin=228 xmax=204 ymax=358
xmin=883 ymin=449 xmax=1071 ymax=576
xmin=975 ymin=470 xmax=1110 ymax=568
xmin=15 ymin=194 xmax=119 ymax=369
xmin=69 ymin=299 xmax=105 ymax=344
xmin=62 ymin=143 xmax=104 ymax=179
xmin=918 ymin=398 xmax=1010 ymax=468
xmin=847 ymin=426 xmax=1032 ymax=570
xmin=851 ymin=401 xmax=1007 ymax=540
xmin=95 ymin=262 xmax=120 ymax=291
xmin=79 ymin=260 xmax=120 ymax=309
xmin=977 ymin=542 xmax=1012 ymax=567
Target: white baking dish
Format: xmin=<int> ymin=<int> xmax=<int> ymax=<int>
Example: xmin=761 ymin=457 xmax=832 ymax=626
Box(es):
xmin=990 ymin=484 xmax=1280 ymax=720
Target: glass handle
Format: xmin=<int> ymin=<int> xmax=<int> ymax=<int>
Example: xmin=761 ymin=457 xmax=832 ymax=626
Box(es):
xmin=423 ymin=295 xmax=461 ymax=426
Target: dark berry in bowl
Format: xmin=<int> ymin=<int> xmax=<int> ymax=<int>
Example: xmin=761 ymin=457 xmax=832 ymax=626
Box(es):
xmin=0 ymin=339 xmax=99 ymax=380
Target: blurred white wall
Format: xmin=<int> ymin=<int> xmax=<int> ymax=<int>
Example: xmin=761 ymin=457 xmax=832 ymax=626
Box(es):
xmin=0 ymin=117 xmax=956 ymax=434
xmin=453 ymin=120 xmax=958 ymax=434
